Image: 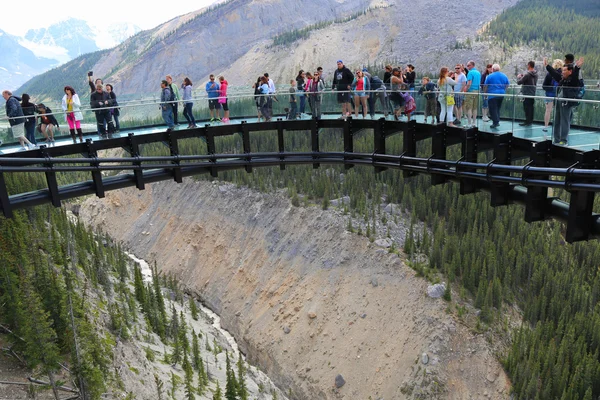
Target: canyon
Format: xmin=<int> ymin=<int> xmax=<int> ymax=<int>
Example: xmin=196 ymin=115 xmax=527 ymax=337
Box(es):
xmin=79 ymin=177 xmax=511 ymax=399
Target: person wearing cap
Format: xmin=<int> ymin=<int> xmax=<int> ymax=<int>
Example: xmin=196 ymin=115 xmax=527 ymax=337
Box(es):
xmin=332 ymin=60 xmax=354 ymax=118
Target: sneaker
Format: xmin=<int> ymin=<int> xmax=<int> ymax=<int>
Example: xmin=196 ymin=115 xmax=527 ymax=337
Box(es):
xmin=490 ymin=124 xmax=499 ymax=129
xmin=222 ymin=118 xmax=230 ymax=123
xmin=558 ymin=140 xmax=568 ymax=146
xmin=210 ymin=118 xmax=216 ymax=122
xmin=542 ymin=128 xmax=548 ymax=132
xmin=519 ymin=122 xmax=532 ymax=126
xmin=19 ymin=146 xmax=27 ymax=151
xmin=482 ymin=116 xmax=490 ymax=122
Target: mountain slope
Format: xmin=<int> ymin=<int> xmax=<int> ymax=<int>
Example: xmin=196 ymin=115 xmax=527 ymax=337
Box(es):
xmin=16 ymin=0 xmax=519 ymax=99
xmin=0 ymin=30 xmax=56 ymax=90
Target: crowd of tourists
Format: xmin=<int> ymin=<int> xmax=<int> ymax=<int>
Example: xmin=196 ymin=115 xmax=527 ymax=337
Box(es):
xmin=2 ymin=53 xmax=586 ymax=150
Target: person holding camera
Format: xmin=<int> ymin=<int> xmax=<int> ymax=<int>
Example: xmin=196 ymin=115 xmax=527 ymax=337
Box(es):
xmin=90 ymin=83 xmax=115 ymax=137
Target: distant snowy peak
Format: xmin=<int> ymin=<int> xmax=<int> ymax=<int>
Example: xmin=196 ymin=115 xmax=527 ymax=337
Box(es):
xmin=24 ymin=18 xmax=141 ymax=60
xmin=92 ymin=22 xmax=142 ymax=49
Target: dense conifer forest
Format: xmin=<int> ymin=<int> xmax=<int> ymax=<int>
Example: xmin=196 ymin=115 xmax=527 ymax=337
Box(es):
xmin=136 ymin=125 xmax=600 ymax=399
xmin=484 ymin=0 xmax=600 ymax=76
xmin=0 ymin=171 xmax=254 ymax=399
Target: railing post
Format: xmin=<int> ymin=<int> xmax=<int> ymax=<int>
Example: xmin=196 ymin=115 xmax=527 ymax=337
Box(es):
xmin=38 ymin=145 xmax=61 ymax=208
xmin=430 ymin=125 xmax=448 ymax=185
xmin=205 ymin=124 xmax=218 ymax=178
xmin=374 ymin=118 xmax=387 ymax=173
xmin=167 ymin=131 xmax=182 ymax=183
xmin=241 ymin=121 xmax=252 ymax=173
xmin=0 ymin=168 xmax=12 ymax=218
xmin=311 ymin=118 xmax=319 ymax=169
xmin=524 ymin=140 xmax=552 ymax=222
xmin=128 ymin=133 xmax=144 ymax=190
xmin=489 ymin=132 xmax=513 ymax=206
xmin=459 ymin=127 xmax=479 ymax=195
xmin=343 ymin=117 xmax=353 ymax=170
xmin=85 ymin=139 xmax=105 ymax=198
xmin=565 ymin=150 xmax=600 ymax=242
xmin=277 ymin=119 xmax=285 ymax=171
xmin=402 ymin=120 xmax=417 ymax=178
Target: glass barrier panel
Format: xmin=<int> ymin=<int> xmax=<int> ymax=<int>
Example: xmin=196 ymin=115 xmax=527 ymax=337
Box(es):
xmin=2 ymin=84 xmax=600 ymax=153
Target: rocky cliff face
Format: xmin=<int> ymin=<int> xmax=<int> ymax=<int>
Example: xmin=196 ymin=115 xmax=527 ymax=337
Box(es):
xmin=80 ymin=178 xmax=511 ymax=399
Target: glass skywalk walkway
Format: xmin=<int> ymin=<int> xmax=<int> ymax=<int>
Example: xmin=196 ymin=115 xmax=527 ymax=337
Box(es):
xmin=1 ymin=86 xmax=599 ymax=154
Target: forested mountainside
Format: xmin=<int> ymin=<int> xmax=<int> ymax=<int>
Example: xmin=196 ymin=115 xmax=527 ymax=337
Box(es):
xmin=483 ymin=0 xmax=600 ymax=74
xmin=120 ymin=128 xmax=600 ymax=400
xmin=0 ymin=172 xmax=278 ymax=399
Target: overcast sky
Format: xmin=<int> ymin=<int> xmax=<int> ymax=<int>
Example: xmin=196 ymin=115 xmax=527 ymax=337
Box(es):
xmin=2 ymin=0 xmax=218 ymax=36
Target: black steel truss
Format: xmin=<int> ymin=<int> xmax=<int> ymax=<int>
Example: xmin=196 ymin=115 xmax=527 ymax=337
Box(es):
xmin=1 ymin=117 xmax=599 ymax=242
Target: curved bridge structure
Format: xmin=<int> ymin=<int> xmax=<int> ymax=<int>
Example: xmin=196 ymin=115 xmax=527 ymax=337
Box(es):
xmin=1 ymin=116 xmax=600 ymax=242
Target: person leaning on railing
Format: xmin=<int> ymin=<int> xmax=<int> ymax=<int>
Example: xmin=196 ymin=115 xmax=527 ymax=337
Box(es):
xmin=543 ymin=56 xmax=584 ymax=146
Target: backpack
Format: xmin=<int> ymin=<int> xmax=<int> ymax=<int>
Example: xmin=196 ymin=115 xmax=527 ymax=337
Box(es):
xmin=576 ymin=78 xmax=585 ymax=99
xmin=370 ymin=76 xmax=383 ymax=90
xmin=168 ymin=84 xmax=176 ymax=102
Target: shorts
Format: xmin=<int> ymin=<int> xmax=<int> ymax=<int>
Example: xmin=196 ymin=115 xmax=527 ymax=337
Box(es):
xmin=544 ymin=93 xmax=555 ymax=104
xmin=482 ymin=97 xmax=489 ymax=108
xmin=454 ymin=93 xmax=464 ymax=108
xmin=220 ymin=99 xmax=229 ymax=111
xmin=337 ymin=91 xmax=351 ymax=103
xmin=11 ymin=123 xmax=25 ymax=139
xmin=354 ymin=92 xmax=367 ymax=98
xmin=208 ymin=99 xmax=221 ymax=110
xmin=463 ymin=93 xmax=478 ymax=111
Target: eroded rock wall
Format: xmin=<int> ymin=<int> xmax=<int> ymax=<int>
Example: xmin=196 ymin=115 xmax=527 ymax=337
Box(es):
xmin=80 ymin=179 xmax=510 ymax=399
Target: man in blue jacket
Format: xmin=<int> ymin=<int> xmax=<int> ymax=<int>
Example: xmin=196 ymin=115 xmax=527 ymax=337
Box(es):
xmin=205 ymin=75 xmax=221 ymax=122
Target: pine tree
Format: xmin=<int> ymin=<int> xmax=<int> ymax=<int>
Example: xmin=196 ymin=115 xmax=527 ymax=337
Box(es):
xmin=189 ymin=297 xmax=199 ymax=321
xmin=236 ymin=351 xmax=248 ymax=400
xmin=183 ymin=353 xmax=195 ymax=400
xmin=225 ymin=352 xmax=238 ymax=400
xmin=155 ymin=374 xmax=165 ymax=400
xmin=192 ymin=331 xmax=201 ymax=370
xmin=213 ymin=381 xmax=223 ymax=400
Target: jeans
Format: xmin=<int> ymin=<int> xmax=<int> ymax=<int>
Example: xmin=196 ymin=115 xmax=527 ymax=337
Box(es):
xmin=183 ymin=102 xmax=195 ymax=124
xmin=553 ymin=101 xmax=575 ymax=143
xmin=488 ymin=97 xmax=503 ymax=126
xmin=299 ymin=94 xmax=306 ymax=114
xmin=312 ymin=97 xmax=321 ymax=119
xmin=162 ymin=106 xmax=174 ymax=129
xmin=25 ymin=120 xmax=36 ymax=144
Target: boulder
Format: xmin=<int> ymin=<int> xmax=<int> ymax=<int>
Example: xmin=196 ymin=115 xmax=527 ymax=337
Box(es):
xmin=427 ymin=283 xmax=446 ymax=298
